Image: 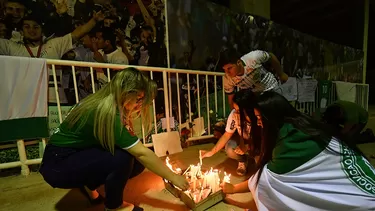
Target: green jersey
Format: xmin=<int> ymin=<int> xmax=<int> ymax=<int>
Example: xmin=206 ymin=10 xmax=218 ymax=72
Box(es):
xmin=49 ymin=107 xmax=139 ymax=149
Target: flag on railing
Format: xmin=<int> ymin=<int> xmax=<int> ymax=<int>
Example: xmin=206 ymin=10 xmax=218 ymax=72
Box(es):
xmin=0 ymin=56 xmax=49 ymax=142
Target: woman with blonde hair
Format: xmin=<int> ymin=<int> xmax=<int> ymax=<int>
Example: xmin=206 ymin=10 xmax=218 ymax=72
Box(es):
xmin=40 ymin=68 xmax=189 ymax=211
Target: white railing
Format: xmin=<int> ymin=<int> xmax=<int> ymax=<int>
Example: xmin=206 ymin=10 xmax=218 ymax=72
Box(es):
xmin=1 ymin=59 xmax=369 ymax=175
xmin=1 ymin=60 xmax=229 ymax=175
xmin=47 ymin=59 xmax=229 ymax=143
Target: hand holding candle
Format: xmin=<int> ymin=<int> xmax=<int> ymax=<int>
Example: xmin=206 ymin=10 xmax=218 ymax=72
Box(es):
xmin=220 ymin=182 xmax=235 ymax=194
xmin=200 ymin=150 xmax=215 ymax=158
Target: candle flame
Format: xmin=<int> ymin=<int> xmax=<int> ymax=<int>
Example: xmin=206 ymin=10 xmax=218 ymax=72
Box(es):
xmin=165 ymin=156 xmax=232 ymax=203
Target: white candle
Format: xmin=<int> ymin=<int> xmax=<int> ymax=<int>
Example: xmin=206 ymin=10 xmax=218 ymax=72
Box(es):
xmin=199 ymin=150 xmax=203 ymax=166
xmin=192 ymin=176 xmax=196 ymax=191
xmin=202 ymin=173 xmax=207 ymax=188
xmin=198 ymin=187 xmax=203 ymax=202
xmin=213 ymin=170 xmax=219 ymax=192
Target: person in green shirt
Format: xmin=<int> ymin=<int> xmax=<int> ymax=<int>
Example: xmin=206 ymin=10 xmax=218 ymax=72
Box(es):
xmin=39 ymin=68 xmax=189 ymax=211
xmin=322 ymin=100 xmax=368 ymax=143
xmin=220 ymin=91 xmax=375 ymax=210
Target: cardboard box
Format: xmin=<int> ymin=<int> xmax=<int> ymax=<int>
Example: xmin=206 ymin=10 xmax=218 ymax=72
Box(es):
xmin=164 ymin=181 xmax=225 ymax=211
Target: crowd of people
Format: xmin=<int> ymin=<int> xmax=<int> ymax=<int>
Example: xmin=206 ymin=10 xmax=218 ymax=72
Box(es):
xmin=0 ymin=0 xmax=167 ymax=104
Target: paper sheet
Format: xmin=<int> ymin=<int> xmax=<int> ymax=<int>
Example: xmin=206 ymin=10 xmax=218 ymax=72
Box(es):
xmin=334 ymin=81 xmax=357 ymax=103
xmin=152 ymin=131 xmax=183 ymax=157
xmin=279 ymin=77 xmax=298 ymax=101
xmin=297 ymin=79 xmax=318 ymax=103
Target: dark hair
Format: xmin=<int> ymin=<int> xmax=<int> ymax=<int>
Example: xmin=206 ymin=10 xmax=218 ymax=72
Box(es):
xmin=322 ymin=105 xmax=344 ymax=125
xmin=100 ymin=30 xmax=117 ymax=48
xmin=6 ymin=0 xmax=27 ymax=7
xmin=217 ymin=48 xmax=241 ymax=69
xmin=0 ymin=19 xmax=12 ymax=39
xmin=21 ymin=14 xmax=44 ymax=28
xmin=141 ymin=25 xmax=153 ymax=32
xmin=234 ymin=90 xmax=333 ymax=184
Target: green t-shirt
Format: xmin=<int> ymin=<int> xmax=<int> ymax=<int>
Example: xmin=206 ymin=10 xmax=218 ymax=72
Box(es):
xmin=49 ymin=108 xmax=139 ymax=149
xmin=267 ymin=123 xmax=328 ymax=174
xmin=332 ymin=100 xmax=368 ymax=124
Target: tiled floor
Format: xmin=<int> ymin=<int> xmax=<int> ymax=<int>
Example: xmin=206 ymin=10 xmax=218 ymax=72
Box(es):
xmin=0 ymin=143 xmax=254 ymax=211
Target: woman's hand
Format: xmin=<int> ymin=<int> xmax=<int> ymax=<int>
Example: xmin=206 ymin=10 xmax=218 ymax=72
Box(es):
xmin=220 ymin=182 xmax=235 ymax=194
xmin=170 ymin=174 xmax=189 ymax=190
xmin=200 ymin=150 xmax=215 ymax=158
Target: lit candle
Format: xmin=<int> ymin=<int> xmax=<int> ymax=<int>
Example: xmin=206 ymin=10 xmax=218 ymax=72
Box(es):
xmin=223 ymin=172 xmax=231 ymax=184
xmin=176 ymin=168 xmax=182 ymax=175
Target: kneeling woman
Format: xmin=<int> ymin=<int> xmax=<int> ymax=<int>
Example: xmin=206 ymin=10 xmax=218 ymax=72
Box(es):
xmin=222 ymin=91 xmax=375 ymax=210
xmin=40 ymin=68 xmax=189 ymax=211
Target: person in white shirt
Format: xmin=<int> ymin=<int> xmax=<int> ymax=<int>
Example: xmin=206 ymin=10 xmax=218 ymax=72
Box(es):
xmin=201 ymin=91 xmax=256 ymax=176
xmin=95 ymin=30 xmax=129 ymax=65
xmin=0 ymin=12 xmax=104 ymax=59
xmin=219 ymin=48 xmax=288 ymax=109
xmin=0 ymin=12 xmax=105 ymax=104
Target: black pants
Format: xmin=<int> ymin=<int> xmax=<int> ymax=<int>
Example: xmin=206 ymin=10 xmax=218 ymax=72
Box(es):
xmin=39 ymin=144 xmax=145 ymax=209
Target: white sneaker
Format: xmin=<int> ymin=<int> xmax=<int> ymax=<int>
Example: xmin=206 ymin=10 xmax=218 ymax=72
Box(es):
xmin=236 ymin=161 xmax=248 ymax=176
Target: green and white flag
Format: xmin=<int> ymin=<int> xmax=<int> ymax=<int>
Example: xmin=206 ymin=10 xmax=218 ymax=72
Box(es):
xmin=248 ymin=137 xmax=375 ymax=210
xmin=0 ymin=56 xmax=49 ymax=142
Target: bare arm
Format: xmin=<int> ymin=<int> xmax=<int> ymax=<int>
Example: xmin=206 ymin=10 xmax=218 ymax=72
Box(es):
xmin=233 ymin=180 xmax=250 ymax=193
xmin=136 ymin=0 xmax=157 ymax=39
xmin=116 ymin=29 xmax=134 ymax=61
xmin=71 ymin=11 xmax=104 ymax=43
xmin=211 ymin=132 xmax=233 ymax=154
xmin=222 ymin=180 xmax=250 ymax=194
xmin=268 ymin=52 xmax=288 ymax=83
xmin=127 ymin=142 xmax=189 ymax=190
xmin=227 ymin=94 xmax=235 ymax=110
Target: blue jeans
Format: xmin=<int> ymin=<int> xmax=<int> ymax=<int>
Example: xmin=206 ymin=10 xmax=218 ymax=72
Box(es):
xmin=225 ymin=134 xmax=247 ymax=162
xmin=39 ymin=144 xmax=144 ymax=209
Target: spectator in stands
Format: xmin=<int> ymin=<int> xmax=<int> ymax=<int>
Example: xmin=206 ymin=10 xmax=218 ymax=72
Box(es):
xmin=0 ymin=11 xmax=104 ymax=59
xmin=322 ymin=100 xmax=368 ymax=143
xmin=0 ymin=19 xmax=11 ymax=39
xmin=96 ymin=29 xmax=129 ymax=64
xmin=2 ymin=0 xmax=27 ymax=42
xmin=39 ymin=68 xmax=189 ymax=211
xmin=219 ymin=48 xmax=289 ymax=109
xmin=222 ymin=90 xmax=375 ymax=211
xmin=0 ymin=12 xmax=105 ymax=104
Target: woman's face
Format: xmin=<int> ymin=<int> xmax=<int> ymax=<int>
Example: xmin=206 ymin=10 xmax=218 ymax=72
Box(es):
xmin=254 ymin=108 xmax=263 ymax=128
xmin=243 ymin=108 xmax=263 ymax=128
xmin=124 ymin=91 xmax=145 ymax=112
